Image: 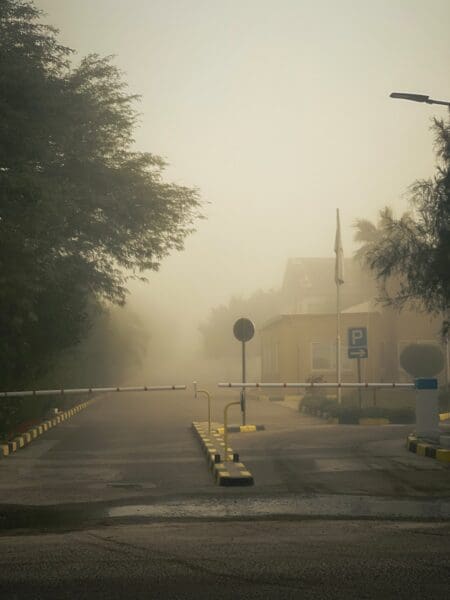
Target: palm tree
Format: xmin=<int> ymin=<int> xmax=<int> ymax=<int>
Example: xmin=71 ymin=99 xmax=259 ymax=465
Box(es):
xmin=353 ymin=207 xmax=396 ymax=265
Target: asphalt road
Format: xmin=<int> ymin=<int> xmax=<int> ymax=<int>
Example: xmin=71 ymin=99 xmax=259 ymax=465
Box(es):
xmin=0 ymin=390 xmax=449 ymax=508
xmin=0 ymin=390 xmax=449 ymax=598
xmin=1 ymin=520 xmax=450 ymax=599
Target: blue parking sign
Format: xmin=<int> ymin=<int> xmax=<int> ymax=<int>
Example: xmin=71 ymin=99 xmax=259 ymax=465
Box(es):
xmin=348 ymin=327 xmax=368 ymax=359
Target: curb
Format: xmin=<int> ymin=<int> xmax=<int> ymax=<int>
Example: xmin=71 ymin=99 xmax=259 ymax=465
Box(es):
xmin=0 ymin=398 xmax=96 ymax=458
xmin=406 ymin=434 xmax=450 ymax=465
xmin=215 ymin=424 xmax=265 ymax=434
xmin=192 ymin=421 xmax=254 ymax=486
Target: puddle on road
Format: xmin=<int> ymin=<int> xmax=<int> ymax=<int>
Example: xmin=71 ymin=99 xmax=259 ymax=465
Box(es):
xmin=1 ymin=494 xmax=450 ymax=533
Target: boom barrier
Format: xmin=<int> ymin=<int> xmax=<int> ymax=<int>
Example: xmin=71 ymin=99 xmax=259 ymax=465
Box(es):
xmin=219 ymin=380 xmax=443 ymax=441
xmin=218 ymin=382 xmax=415 ymax=389
xmin=0 ymin=385 xmax=186 ymax=399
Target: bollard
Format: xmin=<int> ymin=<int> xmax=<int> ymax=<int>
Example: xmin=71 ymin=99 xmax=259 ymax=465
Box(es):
xmin=415 ymin=378 xmax=440 ymax=442
xmin=223 ymin=401 xmax=240 ymax=462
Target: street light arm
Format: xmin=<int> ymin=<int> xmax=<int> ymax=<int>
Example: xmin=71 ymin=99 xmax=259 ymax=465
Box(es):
xmin=390 ymin=92 xmax=450 ymax=107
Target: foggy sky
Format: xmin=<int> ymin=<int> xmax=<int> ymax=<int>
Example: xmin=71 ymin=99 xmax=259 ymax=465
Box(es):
xmin=35 ymin=0 xmax=450 ymax=365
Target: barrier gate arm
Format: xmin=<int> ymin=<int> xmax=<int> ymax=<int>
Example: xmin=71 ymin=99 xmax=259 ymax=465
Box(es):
xmin=218 ymin=382 xmax=415 ymax=389
xmin=1 ymin=385 xmax=187 ymax=398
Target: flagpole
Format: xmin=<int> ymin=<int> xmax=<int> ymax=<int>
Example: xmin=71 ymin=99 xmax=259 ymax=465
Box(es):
xmin=334 ymin=208 xmax=344 ymax=405
xmin=337 ymin=276 xmax=341 ymax=405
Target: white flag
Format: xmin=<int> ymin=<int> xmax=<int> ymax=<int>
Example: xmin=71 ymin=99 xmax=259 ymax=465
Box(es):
xmin=334 ymin=208 xmax=344 ymax=285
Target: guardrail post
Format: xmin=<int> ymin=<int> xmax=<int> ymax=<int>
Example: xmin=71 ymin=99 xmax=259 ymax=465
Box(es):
xmin=415 ymin=378 xmax=440 ymax=441
xmin=223 ymin=401 xmax=240 ymax=462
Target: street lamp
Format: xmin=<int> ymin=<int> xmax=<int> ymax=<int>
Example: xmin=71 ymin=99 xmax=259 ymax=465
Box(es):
xmin=390 ymin=92 xmax=450 ymax=107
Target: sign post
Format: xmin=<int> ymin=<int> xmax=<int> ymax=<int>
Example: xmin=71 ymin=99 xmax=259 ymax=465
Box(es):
xmin=348 ymin=327 xmax=368 ymax=409
xmin=233 ymin=318 xmax=255 ymax=426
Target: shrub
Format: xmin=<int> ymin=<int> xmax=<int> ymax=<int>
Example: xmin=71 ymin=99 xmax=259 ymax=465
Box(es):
xmin=322 ymin=404 xmax=415 ymax=424
xmin=400 ymin=344 xmax=444 ymax=377
xmin=301 ymin=395 xmax=337 ymax=414
xmin=329 ymin=406 xmax=361 ymax=424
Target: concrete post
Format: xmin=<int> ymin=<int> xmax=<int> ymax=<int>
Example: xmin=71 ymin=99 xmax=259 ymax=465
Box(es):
xmin=415 ymin=378 xmax=439 ymax=441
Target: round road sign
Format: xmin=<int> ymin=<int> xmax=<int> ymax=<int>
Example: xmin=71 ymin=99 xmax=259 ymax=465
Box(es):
xmin=233 ymin=318 xmax=255 ymax=342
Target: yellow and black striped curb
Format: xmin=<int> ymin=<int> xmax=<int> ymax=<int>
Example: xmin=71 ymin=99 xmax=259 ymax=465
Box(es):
xmin=215 ymin=424 xmax=265 ymax=434
xmin=0 ymin=399 xmax=96 ymax=458
xmin=192 ymin=421 xmax=254 ymax=486
xmin=406 ymin=434 xmax=450 ymax=465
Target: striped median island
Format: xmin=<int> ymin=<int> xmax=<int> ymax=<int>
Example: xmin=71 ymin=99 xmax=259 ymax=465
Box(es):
xmin=0 ymin=399 xmax=96 ymax=458
xmin=406 ymin=434 xmax=450 ymax=465
xmin=192 ymin=421 xmax=254 ymax=486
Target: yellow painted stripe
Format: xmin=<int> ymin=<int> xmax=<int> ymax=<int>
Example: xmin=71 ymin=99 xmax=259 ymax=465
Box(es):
xmin=440 ymin=412 xmax=450 ymax=421
xmin=14 ymin=437 xmax=25 ymax=448
xmin=9 ymin=441 xmax=17 ymax=452
xmin=22 ymin=432 xmax=32 ymax=444
xmin=37 ymin=426 xmax=43 ymax=434
xmin=240 ymin=470 xmax=252 ymax=477
xmin=358 ymin=418 xmax=390 ymax=426
xmin=240 ymin=425 xmax=257 ymax=432
xmin=416 ymin=444 xmax=430 ymax=456
xmin=436 ymin=449 xmax=450 ymax=463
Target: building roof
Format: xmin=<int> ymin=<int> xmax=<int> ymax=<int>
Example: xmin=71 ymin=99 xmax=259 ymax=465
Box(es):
xmin=281 ymin=257 xmax=377 ymax=313
xmin=342 ymin=300 xmax=381 ymax=314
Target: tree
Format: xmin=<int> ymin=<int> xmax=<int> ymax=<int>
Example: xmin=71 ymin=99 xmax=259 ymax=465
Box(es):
xmin=400 ymin=343 xmax=444 ymax=378
xmin=199 ymin=288 xmax=281 ymax=359
xmin=0 ymin=0 xmax=201 ymax=389
xmin=354 ymin=207 xmax=397 ymax=264
xmin=44 ymin=305 xmax=150 ymax=388
xmin=354 ymin=115 xmax=450 ymax=334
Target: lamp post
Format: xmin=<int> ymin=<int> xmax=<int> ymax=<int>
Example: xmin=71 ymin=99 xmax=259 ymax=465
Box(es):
xmin=389 ymin=92 xmax=450 ymax=107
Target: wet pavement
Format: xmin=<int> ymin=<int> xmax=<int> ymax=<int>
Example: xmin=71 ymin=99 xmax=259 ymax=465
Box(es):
xmin=0 ymin=391 xmax=449 ymax=533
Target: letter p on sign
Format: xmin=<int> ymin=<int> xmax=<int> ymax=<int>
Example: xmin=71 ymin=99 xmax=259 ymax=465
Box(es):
xmin=348 ymin=327 xmax=367 ymax=348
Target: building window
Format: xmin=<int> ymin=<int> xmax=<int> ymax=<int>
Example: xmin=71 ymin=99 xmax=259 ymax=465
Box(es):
xmin=263 ymin=342 xmax=279 ymax=376
xmin=312 ymin=342 xmax=335 ymax=370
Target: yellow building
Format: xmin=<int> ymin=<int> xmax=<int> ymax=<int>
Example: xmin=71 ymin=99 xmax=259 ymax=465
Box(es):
xmin=260 ymin=259 xmax=445 ymax=382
